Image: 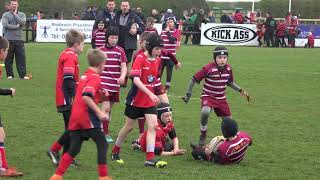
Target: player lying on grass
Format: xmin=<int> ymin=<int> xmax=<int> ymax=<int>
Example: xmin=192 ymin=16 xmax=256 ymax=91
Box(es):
xmin=191 ymin=118 xmax=252 ymax=165
xmin=0 ymin=36 xmax=23 ymax=177
xmin=182 ymin=46 xmax=251 ymax=146
xmin=132 ymin=103 xmax=186 ymax=156
xmin=50 ymin=49 xmax=111 ymax=180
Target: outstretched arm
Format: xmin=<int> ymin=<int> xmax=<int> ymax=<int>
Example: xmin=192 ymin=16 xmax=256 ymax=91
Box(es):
xmin=228 ymin=82 xmax=251 ymax=102
xmin=181 ymin=78 xmax=196 ymax=103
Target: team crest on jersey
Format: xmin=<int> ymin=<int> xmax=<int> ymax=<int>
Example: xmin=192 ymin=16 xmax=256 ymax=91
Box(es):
xmin=81 ymin=75 xmax=87 ymax=79
xmin=147 ymin=75 xmax=155 ymax=83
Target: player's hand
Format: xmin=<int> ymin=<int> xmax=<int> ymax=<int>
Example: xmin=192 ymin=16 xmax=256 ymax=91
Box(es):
xmin=165 ymin=26 xmax=170 ymax=32
xmin=240 ymin=89 xmax=251 ymax=102
xmin=98 ymin=112 xmax=109 ymax=122
xmin=10 ymin=88 xmax=16 ymax=97
xmin=117 ymin=77 xmax=125 ymax=85
xmin=102 ymin=89 xmax=109 ymax=97
xmin=181 ymin=93 xmax=191 ymax=103
xmin=149 ymin=93 xmax=160 ymax=105
xmin=174 ymin=149 xmax=186 ymax=155
xmin=175 ymin=61 xmax=182 ymax=70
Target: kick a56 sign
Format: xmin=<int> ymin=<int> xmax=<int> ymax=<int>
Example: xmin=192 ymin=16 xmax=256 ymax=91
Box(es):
xmin=201 ymin=23 xmax=258 ymax=46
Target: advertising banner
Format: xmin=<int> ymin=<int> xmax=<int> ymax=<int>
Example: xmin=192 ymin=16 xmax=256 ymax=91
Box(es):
xmin=201 ymin=23 xmax=258 ymax=46
xmin=36 ymin=20 xmax=95 ymax=43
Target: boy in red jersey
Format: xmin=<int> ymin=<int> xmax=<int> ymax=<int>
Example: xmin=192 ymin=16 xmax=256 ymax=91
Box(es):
xmin=47 ymin=29 xmax=84 ymax=167
xmin=132 ymin=32 xmax=181 ymax=143
xmin=160 ymin=17 xmax=180 ymax=91
xmin=134 ymin=103 xmax=186 ymax=156
xmin=0 ymin=36 xmax=23 ymax=177
xmin=275 ymin=19 xmax=287 ymax=47
xmin=256 ymin=23 xmax=265 ymax=47
xmin=92 ymin=20 xmax=107 ymax=49
xmin=99 ymin=26 xmax=127 ymax=143
xmin=182 ymin=46 xmax=250 ymax=146
xmin=111 ymin=33 xmax=167 ymax=168
xmin=50 ymin=49 xmax=111 ymax=180
xmin=191 ymin=118 xmax=252 ymax=165
xmin=305 ymin=32 xmax=315 ymax=48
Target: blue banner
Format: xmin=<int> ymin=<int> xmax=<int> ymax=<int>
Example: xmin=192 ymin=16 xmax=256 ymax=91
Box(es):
xmin=297 ymin=24 xmax=320 ymax=39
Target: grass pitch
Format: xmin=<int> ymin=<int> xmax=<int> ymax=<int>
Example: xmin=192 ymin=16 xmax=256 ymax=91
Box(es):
xmin=1 ymin=44 xmax=319 ymax=180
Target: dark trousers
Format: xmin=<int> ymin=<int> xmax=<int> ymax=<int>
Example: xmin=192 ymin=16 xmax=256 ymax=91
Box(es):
xmin=275 ymin=35 xmax=287 ymax=47
xmin=68 ymin=129 xmax=108 ymax=165
xmin=57 ymin=111 xmax=71 ymax=154
xmin=5 ymin=40 xmax=26 ymax=78
xmin=124 ymin=49 xmax=134 ymax=63
xmin=160 ymin=59 xmax=174 ymax=86
xmin=258 ymin=37 xmax=263 ymax=47
xmin=264 ymin=31 xmax=275 ymax=47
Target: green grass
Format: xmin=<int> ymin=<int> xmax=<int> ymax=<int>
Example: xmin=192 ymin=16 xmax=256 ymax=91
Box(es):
xmin=1 ymin=44 xmax=320 ymax=180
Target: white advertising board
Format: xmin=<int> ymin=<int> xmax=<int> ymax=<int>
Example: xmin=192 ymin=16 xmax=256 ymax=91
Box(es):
xmin=36 ymin=20 xmax=95 ymax=43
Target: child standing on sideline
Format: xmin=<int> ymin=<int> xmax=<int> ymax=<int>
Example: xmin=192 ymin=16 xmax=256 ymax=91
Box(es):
xmin=0 ymin=36 xmax=23 ymax=177
xmin=50 ymin=49 xmax=111 ymax=180
xmin=99 ymin=26 xmax=127 ymax=143
xmin=182 ymin=46 xmax=251 ymax=146
xmin=92 ymin=20 xmax=107 ymax=49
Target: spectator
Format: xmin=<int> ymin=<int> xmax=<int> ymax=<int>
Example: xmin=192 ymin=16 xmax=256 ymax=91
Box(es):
xmin=150 ymin=9 xmax=160 ymax=22
xmin=72 ymin=13 xmax=80 ymax=20
xmin=96 ymin=0 xmax=117 ymax=27
xmin=275 ymin=19 xmax=287 ymax=47
xmin=256 ymin=23 xmax=265 ymax=47
xmin=135 ymin=7 xmax=146 ymax=24
xmin=81 ymin=6 xmax=97 ymax=20
xmin=220 ymin=11 xmax=232 ymax=23
xmin=53 ymin=12 xmax=61 ymax=20
xmin=114 ymin=1 xmax=144 ymax=86
xmin=193 ymin=9 xmax=207 ymax=45
xmin=161 ymin=9 xmax=177 ymax=29
xmin=305 ymin=32 xmax=314 ymax=48
xmin=1 ymin=0 xmax=29 ymax=79
xmin=264 ymin=12 xmax=276 ymax=47
xmin=207 ymin=11 xmax=215 ymax=23
xmin=234 ymin=10 xmax=244 ymax=24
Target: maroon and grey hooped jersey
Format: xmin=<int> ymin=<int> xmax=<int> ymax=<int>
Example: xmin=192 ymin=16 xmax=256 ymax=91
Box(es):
xmin=160 ymin=28 xmax=179 ymax=60
xmin=92 ymin=29 xmax=106 ymax=48
xmin=217 ymin=132 xmax=252 ymax=164
xmin=99 ymin=46 xmax=127 ymax=92
xmin=193 ymin=63 xmax=234 ymax=100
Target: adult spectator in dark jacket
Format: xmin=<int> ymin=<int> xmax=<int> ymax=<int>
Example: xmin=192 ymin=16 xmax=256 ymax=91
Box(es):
xmin=81 ymin=6 xmax=97 ymax=20
xmin=135 ymin=7 xmax=146 ymax=24
xmin=220 ymin=11 xmax=232 ymax=23
xmin=264 ymin=12 xmax=276 ymax=47
xmin=193 ymin=9 xmax=207 ymax=45
xmin=150 ymin=9 xmax=160 ymax=23
xmin=96 ymin=0 xmax=116 ymax=27
xmin=114 ymin=1 xmax=144 ymax=86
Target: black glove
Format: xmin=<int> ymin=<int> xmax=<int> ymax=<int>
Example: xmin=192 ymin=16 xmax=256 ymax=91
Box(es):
xmin=181 ymin=93 xmax=191 ymax=103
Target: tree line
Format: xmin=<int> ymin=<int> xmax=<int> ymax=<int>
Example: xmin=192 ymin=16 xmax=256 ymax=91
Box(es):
xmin=1 ymin=0 xmax=319 ymax=19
